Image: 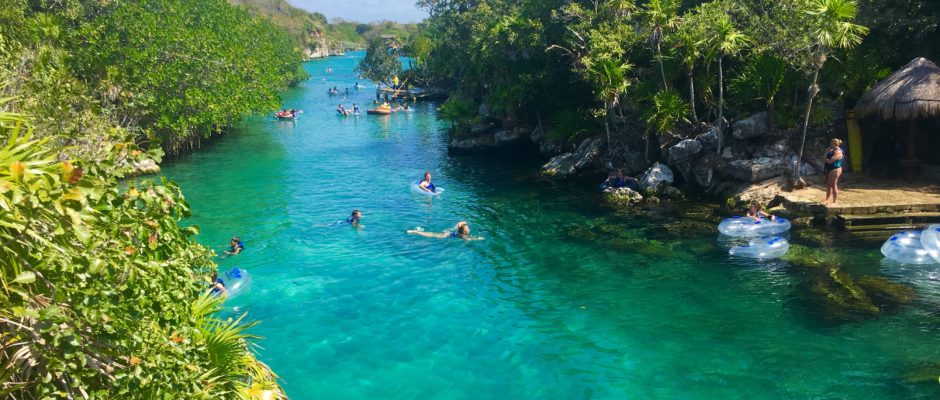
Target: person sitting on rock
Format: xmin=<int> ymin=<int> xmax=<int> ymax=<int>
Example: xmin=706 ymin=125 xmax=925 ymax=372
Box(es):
xmin=601 ymin=169 xmax=639 ymax=191
xmin=746 ymin=201 xmax=776 ymax=221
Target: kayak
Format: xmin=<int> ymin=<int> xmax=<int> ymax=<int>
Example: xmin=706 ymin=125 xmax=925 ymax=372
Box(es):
xmin=367 ymin=108 xmax=392 ymax=115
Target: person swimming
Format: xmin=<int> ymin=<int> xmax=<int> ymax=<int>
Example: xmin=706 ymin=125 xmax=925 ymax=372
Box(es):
xmin=346 ymin=210 xmax=363 ymax=227
xmin=209 ymin=271 xmax=226 ymax=296
xmin=337 ymin=103 xmax=350 ymax=116
xmin=225 ymin=236 xmax=245 ymax=255
xmin=418 ymin=172 xmax=436 ymax=193
xmin=407 ymin=221 xmax=483 ymax=241
xmin=746 ymin=201 xmax=776 ymax=221
xmin=352 ymin=103 xmax=360 ymax=113
xmin=601 ymin=169 xmax=639 ymax=191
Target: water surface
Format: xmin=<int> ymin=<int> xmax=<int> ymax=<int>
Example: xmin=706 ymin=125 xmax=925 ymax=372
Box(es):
xmin=161 ymin=53 xmax=940 ymax=399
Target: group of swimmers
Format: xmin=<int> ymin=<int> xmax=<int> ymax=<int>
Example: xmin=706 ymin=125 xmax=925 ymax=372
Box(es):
xmin=209 ymin=236 xmax=246 ymax=296
xmin=337 ymin=103 xmax=360 ymax=116
xmin=275 ymin=109 xmax=300 ymax=119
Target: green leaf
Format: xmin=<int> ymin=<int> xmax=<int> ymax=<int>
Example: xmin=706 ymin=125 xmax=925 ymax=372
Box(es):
xmin=12 ymin=271 xmax=36 ymax=284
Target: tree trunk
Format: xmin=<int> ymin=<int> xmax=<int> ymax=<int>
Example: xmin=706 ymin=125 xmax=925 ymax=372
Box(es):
xmin=688 ymin=70 xmax=699 ymax=124
xmin=717 ymin=56 xmax=725 ymax=153
xmin=794 ymin=66 xmax=821 ymax=186
xmin=656 ymin=40 xmax=668 ymax=89
xmin=604 ymin=101 xmax=612 ymax=158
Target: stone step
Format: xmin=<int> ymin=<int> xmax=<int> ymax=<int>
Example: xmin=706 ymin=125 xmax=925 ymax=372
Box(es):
xmin=843 ymin=223 xmax=932 ymax=232
xmin=838 ymin=212 xmax=940 ymax=231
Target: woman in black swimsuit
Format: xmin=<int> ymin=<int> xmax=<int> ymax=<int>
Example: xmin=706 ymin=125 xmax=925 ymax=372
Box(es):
xmin=824 ymin=138 xmax=844 ymax=206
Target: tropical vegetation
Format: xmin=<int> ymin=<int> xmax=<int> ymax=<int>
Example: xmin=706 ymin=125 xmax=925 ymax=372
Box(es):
xmin=0 ymin=0 xmax=302 ymax=397
xmin=406 ymin=0 xmax=938 ymax=161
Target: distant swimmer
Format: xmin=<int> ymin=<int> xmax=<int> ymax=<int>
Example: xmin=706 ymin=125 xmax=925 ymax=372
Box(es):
xmin=407 ymin=221 xmax=483 ymax=241
xmin=346 ymin=210 xmax=363 ymax=227
xmin=352 ymin=103 xmax=360 ymax=113
xmin=337 ymin=103 xmax=350 ymax=116
xmin=225 ymin=236 xmax=245 ymax=255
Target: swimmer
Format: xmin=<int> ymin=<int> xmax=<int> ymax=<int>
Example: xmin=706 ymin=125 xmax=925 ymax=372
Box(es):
xmin=746 ymin=201 xmax=776 ymax=221
xmin=347 ymin=210 xmax=363 ymax=227
xmin=418 ymin=171 xmax=436 ymax=193
xmin=209 ymin=271 xmax=226 ymax=296
xmin=407 ymin=221 xmax=483 ymax=241
xmin=352 ymin=103 xmax=360 ymax=113
xmin=225 ymin=236 xmax=245 ymax=255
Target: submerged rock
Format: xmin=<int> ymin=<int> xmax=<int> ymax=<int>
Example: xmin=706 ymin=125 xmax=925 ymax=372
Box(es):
xmin=856 ymin=276 xmax=916 ymax=307
xmin=603 ymin=186 xmax=644 ymax=208
xmin=808 ymin=268 xmax=881 ymax=320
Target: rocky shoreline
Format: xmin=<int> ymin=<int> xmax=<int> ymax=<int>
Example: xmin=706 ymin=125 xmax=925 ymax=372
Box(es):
xmin=448 ymin=110 xmax=836 ymax=213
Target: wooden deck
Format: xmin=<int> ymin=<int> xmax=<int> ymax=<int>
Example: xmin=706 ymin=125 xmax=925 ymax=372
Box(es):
xmin=776 ymin=168 xmax=940 ymax=233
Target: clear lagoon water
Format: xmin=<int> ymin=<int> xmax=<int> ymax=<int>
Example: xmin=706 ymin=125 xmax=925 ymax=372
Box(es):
xmin=160 ymin=53 xmax=940 ymax=399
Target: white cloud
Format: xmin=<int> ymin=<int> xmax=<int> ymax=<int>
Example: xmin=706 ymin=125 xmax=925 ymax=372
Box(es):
xmin=290 ymin=0 xmax=427 ymax=23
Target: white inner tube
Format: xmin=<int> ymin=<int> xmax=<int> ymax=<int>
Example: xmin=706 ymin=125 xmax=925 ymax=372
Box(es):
xmin=729 ymin=236 xmax=790 ymax=260
xmin=718 ymin=216 xmax=791 ymax=237
xmin=411 ymin=181 xmax=443 ymax=196
xmin=881 ymin=230 xmax=936 ymax=265
xmin=923 ymin=224 xmax=940 ymax=264
xmin=223 ymin=268 xmax=252 ymax=299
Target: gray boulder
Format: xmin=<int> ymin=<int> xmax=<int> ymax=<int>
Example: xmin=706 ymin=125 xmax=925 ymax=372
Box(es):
xmin=493 ymin=128 xmax=526 ymax=145
xmin=754 ymin=138 xmax=791 ymax=159
xmin=695 ymin=127 xmax=720 ymax=152
xmin=732 ymin=112 xmax=769 ymax=140
xmin=541 ymin=137 xmax=602 ymax=177
xmin=603 ymin=186 xmax=644 ymax=206
xmin=639 ymin=162 xmax=674 ymax=193
xmin=667 ymin=139 xmax=702 ymax=165
xmin=722 ymin=157 xmax=789 ymax=182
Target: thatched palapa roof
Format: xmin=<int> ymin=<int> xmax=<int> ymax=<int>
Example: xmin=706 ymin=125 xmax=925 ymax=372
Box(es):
xmin=856 ymin=57 xmax=940 ymax=121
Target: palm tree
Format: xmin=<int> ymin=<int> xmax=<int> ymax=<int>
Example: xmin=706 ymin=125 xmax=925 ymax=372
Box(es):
xmin=675 ymin=20 xmax=705 ymax=124
xmin=707 ymin=11 xmax=748 ymax=153
xmin=589 ymin=58 xmax=633 ymax=157
xmin=641 ymin=0 xmax=681 ymax=90
xmin=792 ymin=0 xmax=868 ymax=186
xmin=643 ymin=89 xmax=690 ymax=160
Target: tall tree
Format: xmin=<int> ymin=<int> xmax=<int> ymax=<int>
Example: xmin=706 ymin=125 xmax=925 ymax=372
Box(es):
xmin=356 ymin=36 xmax=403 ymax=85
xmin=792 ymin=0 xmax=868 ymax=186
xmin=641 ymin=0 xmax=681 ymax=90
xmin=703 ymin=2 xmax=748 ymax=152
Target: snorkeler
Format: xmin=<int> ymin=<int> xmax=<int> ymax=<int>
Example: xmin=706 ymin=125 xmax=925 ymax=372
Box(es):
xmin=418 ymin=172 xmax=436 ymax=193
xmin=407 ymin=221 xmax=483 ymax=241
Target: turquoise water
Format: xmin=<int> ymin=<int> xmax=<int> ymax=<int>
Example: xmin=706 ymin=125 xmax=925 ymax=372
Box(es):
xmin=160 ymin=53 xmax=940 ymax=399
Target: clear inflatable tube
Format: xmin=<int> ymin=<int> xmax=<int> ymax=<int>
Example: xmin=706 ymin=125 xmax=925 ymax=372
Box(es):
xmin=717 ymin=216 xmax=791 ymax=237
xmin=881 ymin=230 xmax=936 ymax=265
xmin=410 ymin=181 xmax=444 ymax=196
xmin=222 ymin=268 xmax=252 ymax=299
xmin=729 ymin=236 xmax=790 ymax=260
xmin=923 ymin=224 xmax=940 ymax=264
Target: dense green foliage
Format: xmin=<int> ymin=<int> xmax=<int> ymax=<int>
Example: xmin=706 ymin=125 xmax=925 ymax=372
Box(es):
xmin=0 ymin=0 xmax=299 ymax=397
xmin=0 ymin=110 xmax=283 ymax=398
xmin=410 ymin=0 xmax=939 ymax=146
xmin=1 ymin=0 xmax=306 ymax=156
xmin=356 ymin=37 xmax=403 ymax=85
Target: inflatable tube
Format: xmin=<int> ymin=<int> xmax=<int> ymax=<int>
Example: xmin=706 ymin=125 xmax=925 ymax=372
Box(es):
xmin=923 ymin=224 xmax=940 ymax=264
xmin=881 ymin=230 xmax=936 ymax=265
xmin=411 ymin=181 xmax=443 ymax=196
xmin=729 ymin=236 xmax=790 ymax=260
xmin=717 ymin=216 xmax=790 ymax=237
xmin=222 ymin=268 xmax=252 ymax=298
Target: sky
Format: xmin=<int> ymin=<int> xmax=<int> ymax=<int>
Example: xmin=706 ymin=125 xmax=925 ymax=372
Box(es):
xmin=291 ymin=0 xmax=428 ymax=23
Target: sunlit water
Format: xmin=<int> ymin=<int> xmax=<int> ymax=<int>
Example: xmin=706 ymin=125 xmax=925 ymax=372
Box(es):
xmin=160 ymin=53 xmax=940 ymax=399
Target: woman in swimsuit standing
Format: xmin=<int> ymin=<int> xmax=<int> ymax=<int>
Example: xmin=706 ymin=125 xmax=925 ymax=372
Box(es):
xmin=823 ymin=138 xmax=844 ymax=206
